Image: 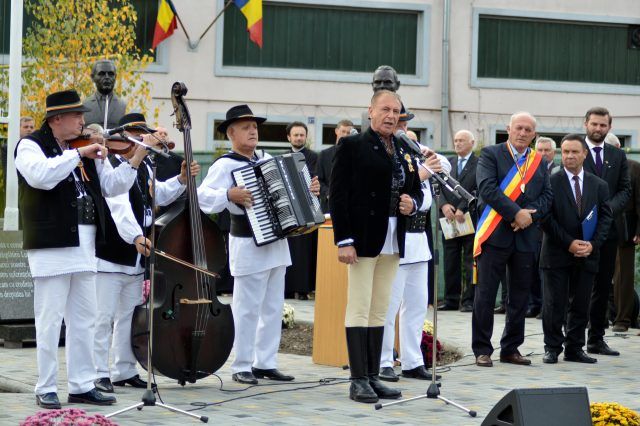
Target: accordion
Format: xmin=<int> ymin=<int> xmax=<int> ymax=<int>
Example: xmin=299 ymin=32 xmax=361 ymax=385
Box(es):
xmin=231 ymin=152 xmax=325 ymax=246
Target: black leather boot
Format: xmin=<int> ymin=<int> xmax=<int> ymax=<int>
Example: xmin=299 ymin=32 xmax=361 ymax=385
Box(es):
xmin=367 ymin=326 xmax=402 ymax=399
xmin=345 ymin=327 xmax=378 ymax=403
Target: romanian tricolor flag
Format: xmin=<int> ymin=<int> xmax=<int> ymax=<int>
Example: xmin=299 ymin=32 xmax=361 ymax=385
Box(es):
xmin=152 ymin=0 xmax=178 ymax=49
xmin=233 ymin=0 xmax=263 ymax=48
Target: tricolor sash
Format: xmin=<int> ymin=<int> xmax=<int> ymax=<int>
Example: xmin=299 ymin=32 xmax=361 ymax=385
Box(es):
xmin=472 ymin=149 xmax=542 ymax=283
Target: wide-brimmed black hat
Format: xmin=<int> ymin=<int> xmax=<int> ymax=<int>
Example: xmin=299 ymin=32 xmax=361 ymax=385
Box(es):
xmin=399 ymin=103 xmax=415 ymax=122
xmin=118 ymin=112 xmax=156 ymax=133
xmin=44 ymin=90 xmax=91 ymax=119
xmin=217 ymin=104 xmax=266 ymax=133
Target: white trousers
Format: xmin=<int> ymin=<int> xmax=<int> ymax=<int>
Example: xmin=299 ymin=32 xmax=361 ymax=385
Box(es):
xmin=94 ymin=272 xmax=143 ymax=382
xmin=381 ymin=261 xmax=429 ymax=370
xmin=230 ymin=266 xmax=286 ymax=374
xmin=34 ymin=272 xmax=97 ymax=395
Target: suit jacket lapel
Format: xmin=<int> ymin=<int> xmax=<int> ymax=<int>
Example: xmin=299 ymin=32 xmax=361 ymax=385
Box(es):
xmin=560 ymin=173 xmax=581 ymax=219
xmin=458 ymin=155 xmax=476 ymax=181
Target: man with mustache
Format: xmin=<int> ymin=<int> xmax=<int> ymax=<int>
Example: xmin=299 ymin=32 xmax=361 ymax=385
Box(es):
xmin=581 ymin=107 xmax=630 ymax=356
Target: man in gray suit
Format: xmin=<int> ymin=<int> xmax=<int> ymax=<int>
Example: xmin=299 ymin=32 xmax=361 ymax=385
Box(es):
xmin=83 ymin=60 xmax=127 ymax=129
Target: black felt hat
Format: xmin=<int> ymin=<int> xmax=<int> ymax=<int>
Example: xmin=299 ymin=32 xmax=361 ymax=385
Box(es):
xmin=44 ymin=90 xmax=91 ymax=119
xmin=118 ymin=112 xmax=156 ymax=133
xmin=217 ymin=104 xmax=266 ymax=133
xmin=399 ymin=103 xmax=415 ymax=122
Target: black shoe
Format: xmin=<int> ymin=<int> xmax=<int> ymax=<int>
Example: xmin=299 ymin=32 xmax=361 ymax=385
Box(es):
xmin=402 ymin=365 xmax=441 ymax=381
xmin=379 ymin=367 xmax=399 ymax=382
xmin=251 ymin=368 xmax=294 ymax=381
xmin=68 ymin=388 xmax=116 ymax=405
xmin=564 ymin=350 xmax=597 ymax=364
xmin=368 ymin=376 xmax=401 ymax=399
xmin=94 ymin=377 xmax=114 ymax=393
xmin=36 ymin=392 xmax=61 ymax=409
xmin=494 ymin=305 xmax=506 ymax=314
xmin=232 ymin=371 xmax=258 ymax=385
xmin=460 ymin=304 xmax=473 ymax=313
xmin=525 ymin=307 xmax=540 ymax=318
xmin=437 ymin=303 xmax=458 ymax=311
xmin=587 ymin=341 xmax=620 ymax=356
xmin=113 ymin=374 xmax=156 ymax=389
xmin=349 ymin=378 xmax=378 ymax=403
xmin=542 ymin=351 xmax=558 ymax=364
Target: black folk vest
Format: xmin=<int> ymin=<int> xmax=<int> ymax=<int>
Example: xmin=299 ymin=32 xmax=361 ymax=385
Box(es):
xmin=95 ymin=156 xmax=150 ymax=267
xmin=15 ymin=123 xmax=105 ymax=250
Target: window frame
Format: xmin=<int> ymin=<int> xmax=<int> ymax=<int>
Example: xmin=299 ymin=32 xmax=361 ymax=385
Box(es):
xmin=214 ymin=0 xmax=431 ymax=86
xmin=471 ymin=8 xmax=640 ymax=95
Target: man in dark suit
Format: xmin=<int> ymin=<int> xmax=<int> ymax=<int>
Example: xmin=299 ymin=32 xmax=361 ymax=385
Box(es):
xmin=526 ymin=137 xmax=559 ymax=318
xmin=284 ymin=121 xmax=319 ymax=300
xmin=540 ymin=135 xmax=612 ymax=364
xmin=330 ymin=90 xmax=423 ymax=403
xmin=439 ymin=130 xmax=478 ymax=312
xmin=317 ymin=120 xmax=354 ymax=213
xmin=581 ymin=107 xmax=631 ymax=356
xmin=472 ymin=112 xmax=553 ymax=367
xmin=604 ymin=133 xmax=640 ymax=332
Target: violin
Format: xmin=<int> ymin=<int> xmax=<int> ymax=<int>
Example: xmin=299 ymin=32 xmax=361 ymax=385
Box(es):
xmin=68 ymin=132 xmax=136 ymax=155
xmin=68 ymin=125 xmax=176 ymax=156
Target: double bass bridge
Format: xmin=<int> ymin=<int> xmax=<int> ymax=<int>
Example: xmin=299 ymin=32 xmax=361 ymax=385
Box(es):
xmin=179 ymin=298 xmax=212 ymax=305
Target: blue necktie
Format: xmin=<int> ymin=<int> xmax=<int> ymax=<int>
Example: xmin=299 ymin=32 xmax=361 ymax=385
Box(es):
xmin=593 ymin=146 xmax=603 ymax=176
xmin=458 ymin=158 xmax=465 ymax=173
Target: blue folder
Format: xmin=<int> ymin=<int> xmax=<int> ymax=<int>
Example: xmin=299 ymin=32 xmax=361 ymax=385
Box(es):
xmin=582 ymin=206 xmax=597 ymax=241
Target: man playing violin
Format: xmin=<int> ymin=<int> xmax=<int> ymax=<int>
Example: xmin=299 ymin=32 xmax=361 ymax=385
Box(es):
xmin=92 ymin=113 xmax=199 ymax=393
xmin=197 ymin=105 xmax=320 ymax=385
xmin=14 ymin=90 xmax=146 ymax=409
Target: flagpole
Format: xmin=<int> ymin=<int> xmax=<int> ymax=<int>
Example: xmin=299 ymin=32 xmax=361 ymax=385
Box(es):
xmin=190 ymin=0 xmax=233 ymax=49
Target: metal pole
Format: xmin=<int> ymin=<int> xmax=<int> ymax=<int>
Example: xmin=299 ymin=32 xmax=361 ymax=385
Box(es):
xmin=4 ymin=0 xmax=24 ymax=230
xmin=439 ymin=0 xmax=451 ymax=151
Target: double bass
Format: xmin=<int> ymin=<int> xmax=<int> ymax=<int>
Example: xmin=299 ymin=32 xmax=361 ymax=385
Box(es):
xmin=131 ymin=82 xmax=234 ymax=385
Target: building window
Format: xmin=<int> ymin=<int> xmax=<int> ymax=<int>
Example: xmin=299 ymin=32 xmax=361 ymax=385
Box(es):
xmin=476 ymin=13 xmax=640 ymax=87
xmin=223 ymin=2 xmax=418 ymax=74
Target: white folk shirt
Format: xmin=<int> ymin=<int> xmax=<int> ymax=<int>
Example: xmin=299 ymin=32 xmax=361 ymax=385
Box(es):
xmin=15 ymin=138 xmax=138 ymax=278
xmin=197 ymin=154 xmax=291 ymax=277
xmin=98 ymin=157 xmax=187 ymax=275
xmin=400 ymin=153 xmax=449 ymax=265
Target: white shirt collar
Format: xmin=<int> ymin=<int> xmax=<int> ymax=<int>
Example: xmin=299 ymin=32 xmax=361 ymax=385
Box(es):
xmin=585 ymin=137 xmax=604 ymax=151
xmin=564 ymin=167 xmax=584 ymax=183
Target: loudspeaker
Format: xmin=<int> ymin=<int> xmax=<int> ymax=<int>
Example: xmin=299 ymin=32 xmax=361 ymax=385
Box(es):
xmin=481 ymin=387 xmax=591 ymax=426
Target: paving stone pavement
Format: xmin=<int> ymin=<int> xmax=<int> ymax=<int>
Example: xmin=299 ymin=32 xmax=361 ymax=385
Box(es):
xmin=1 ymin=300 xmax=638 ymax=425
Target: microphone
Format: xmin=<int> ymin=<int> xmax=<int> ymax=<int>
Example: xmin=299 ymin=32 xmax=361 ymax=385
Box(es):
xmin=394 ymin=130 xmax=476 ymax=205
xmin=103 ymin=123 xmax=157 ymax=138
xmin=394 ymin=129 xmax=423 ymax=157
xmin=103 ymin=125 xmax=128 ymax=137
xmin=349 ymin=128 xmax=359 ymax=136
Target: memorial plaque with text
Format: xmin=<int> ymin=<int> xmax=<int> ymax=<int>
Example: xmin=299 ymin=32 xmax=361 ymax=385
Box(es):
xmin=0 ymin=231 xmax=34 ymax=322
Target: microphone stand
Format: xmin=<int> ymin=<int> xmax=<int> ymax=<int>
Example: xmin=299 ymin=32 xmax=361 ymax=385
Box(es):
xmin=106 ymin=152 xmax=208 ymax=423
xmin=375 ymin=162 xmax=476 ymax=418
